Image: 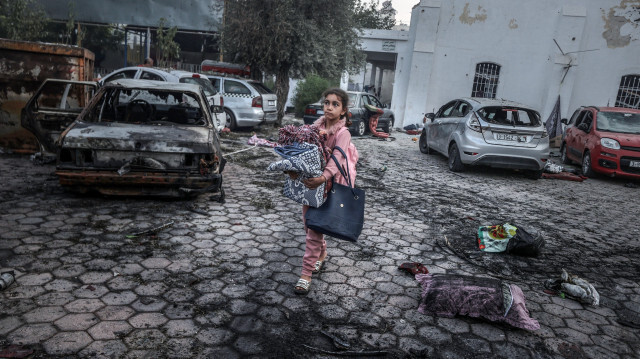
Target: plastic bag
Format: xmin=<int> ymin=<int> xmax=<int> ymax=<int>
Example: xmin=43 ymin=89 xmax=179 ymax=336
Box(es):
xmin=505 ymin=226 xmax=544 ymax=256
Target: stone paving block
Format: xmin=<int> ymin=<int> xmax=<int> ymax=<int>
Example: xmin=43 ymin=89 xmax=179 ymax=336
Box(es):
xmin=553 ymin=327 xmax=594 ymax=345
xmin=73 ymin=284 xmax=109 ymax=299
xmin=196 ymin=327 xmax=234 ymax=345
xmin=124 ymin=329 xmax=166 ymax=350
xmin=16 ymin=273 xmax=52 ymax=286
xmin=43 ymin=331 xmax=92 ymax=355
xmin=79 ymin=271 xmax=113 ymax=284
xmin=64 ymin=299 xmax=105 ymax=313
xmin=128 ymin=312 xmax=168 ymax=328
xmin=55 ymin=313 xmax=98 ymax=331
xmin=222 ymin=284 xmax=253 ymax=298
xmin=95 ymin=306 xmax=135 ymax=321
xmin=7 ymin=323 xmax=57 ymax=344
xmin=23 ymin=306 xmax=66 ymax=323
xmin=360 ymin=332 xmax=397 ymax=349
xmin=591 ymin=334 xmax=632 ymax=355
xmin=541 ymin=303 xmax=577 ymax=319
xmin=164 ymin=319 xmax=199 ymax=337
xmin=79 ymin=339 xmax=128 ymax=358
xmin=130 ymin=297 xmax=167 ymax=312
xmin=140 ymin=257 xmax=171 ymax=269
xmin=0 ymin=316 xmax=23 ymax=336
xmin=134 ymin=281 xmax=169 ymax=296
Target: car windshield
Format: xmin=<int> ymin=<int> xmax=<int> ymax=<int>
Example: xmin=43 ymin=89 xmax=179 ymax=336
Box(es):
xmin=85 ymin=88 xmax=208 ymax=126
xmin=477 ymin=106 xmax=541 ymax=127
xmin=248 ymin=82 xmax=273 ymax=94
xmin=597 ymin=111 xmax=640 ymax=134
xmin=180 ymin=77 xmax=217 ymax=97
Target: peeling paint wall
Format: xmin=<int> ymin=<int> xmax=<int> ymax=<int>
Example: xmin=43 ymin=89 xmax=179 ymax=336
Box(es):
xmin=601 ymin=0 xmax=640 ymax=48
xmin=459 ymin=3 xmax=487 ymax=25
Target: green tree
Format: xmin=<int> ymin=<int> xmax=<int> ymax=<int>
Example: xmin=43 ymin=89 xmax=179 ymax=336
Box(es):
xmin=292 ymin=74 xmax=338 ymax=117
xmin=354 ymin=0 xmax=396 ymax=30
xmin=156 ymin=18 xmax=180 ymax=67
xmin=221 ymin=0 xmax=365 ymax=125
xmin=0 ymin=0 xmax=48 ymax=41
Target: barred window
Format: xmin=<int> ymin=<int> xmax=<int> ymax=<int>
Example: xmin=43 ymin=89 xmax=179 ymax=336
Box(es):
xmin=471 ymin=62 xmax=501 ymax=98
xmin=615 ymin=75 xmax=640 ymax=109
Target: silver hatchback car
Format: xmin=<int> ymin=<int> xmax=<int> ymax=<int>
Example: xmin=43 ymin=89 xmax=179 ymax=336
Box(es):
xmin=419 ymin=97 xmax=549 ymax=178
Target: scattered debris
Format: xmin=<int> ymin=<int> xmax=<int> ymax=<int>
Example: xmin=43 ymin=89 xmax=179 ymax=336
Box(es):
xmin=0 ymin=345 xmax=34 ymax=358
xmin=544 ymin=162 xmax=563 ymax=174
xmin=247 ymin=134 xmax=277 ymax=147
xmin=126 ymin=221 xmax=175 ymax=239
xmin=186 ymin=204 xmax=209 ymax=216
xmin=411 ymin=137 xmax=418 ymax=142
xmin=86 ymin=285 xmax=96 ymax=291
xmin=0 ymin=271 xmax=15 ymax=291
xmin=542 ymin=172 xmax=588 ymax=182
xmin=544 ymin=269 xmax=600 ymax=305
xmin=302 ymin=344 xmax=387 ymax=357
xmin=398 ymin=262 xmax=429 ymax=275
xmin=417 ymin=273 xmax=540 ymax=331
xmin=29 ymin=152 xmax=56 ymax=165
xmin=320 ymin=330 xmax=351 ymax=350
xmin=625 ymin=182 xmax=638 ymax=188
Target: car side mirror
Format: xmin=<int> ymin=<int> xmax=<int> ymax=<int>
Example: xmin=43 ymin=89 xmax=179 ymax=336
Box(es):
xmin=577 ymin=123 xmax=588 ymax=132
xmin=560 ymin=118 xmax=568 ymax=125
xmin=426 ymin=113 xmax=436 ymax=121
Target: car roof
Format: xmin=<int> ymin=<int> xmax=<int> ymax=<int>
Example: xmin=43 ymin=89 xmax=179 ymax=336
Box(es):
xmin=105 ymin=67 xmax=203 ymax=78
xmin=584 ymin=106 xmax=640 ymax=114
xmin=105 ymin=79 xmax=204 ymax=92
xmin=461 ymin=97 xmax=535 ymax=109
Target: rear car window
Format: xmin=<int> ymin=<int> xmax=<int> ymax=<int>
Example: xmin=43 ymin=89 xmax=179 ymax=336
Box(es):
xmin=248 ymin=82 xmax=273 ymax=94
xmin=103 ymin=70 xmax=137 ymax=84
xmin=478 ymin=107 xmax=541 ymax=126
xmin=597 ymin=111 xmax=640 ymax=134
xmin=180 ymin=77 xmax=218 ymax=97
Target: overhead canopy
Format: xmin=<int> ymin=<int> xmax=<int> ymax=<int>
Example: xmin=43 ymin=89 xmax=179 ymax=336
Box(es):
xmin=34 ymin=0 xmax=223 ymax=32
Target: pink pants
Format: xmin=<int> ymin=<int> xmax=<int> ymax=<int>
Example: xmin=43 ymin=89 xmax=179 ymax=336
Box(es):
xmin=301 ymin=205 xmax=326 ymax=277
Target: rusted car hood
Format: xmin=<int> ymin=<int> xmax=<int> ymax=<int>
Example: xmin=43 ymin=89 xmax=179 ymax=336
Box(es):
xmin=61 ymin=122 xmax=214 ymax=153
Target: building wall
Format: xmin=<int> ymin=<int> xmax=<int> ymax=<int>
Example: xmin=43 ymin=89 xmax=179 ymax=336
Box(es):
xmin=394 ymin=0 xmax=640 ymax=128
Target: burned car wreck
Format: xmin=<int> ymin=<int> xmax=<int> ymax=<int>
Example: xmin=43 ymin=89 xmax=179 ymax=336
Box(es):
xmin=22 ymin=79 xmax=226 ymax=198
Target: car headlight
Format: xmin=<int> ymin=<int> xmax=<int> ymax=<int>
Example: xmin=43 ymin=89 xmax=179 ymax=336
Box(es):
xmin=601 ymin=138 xmax=620 ymax=150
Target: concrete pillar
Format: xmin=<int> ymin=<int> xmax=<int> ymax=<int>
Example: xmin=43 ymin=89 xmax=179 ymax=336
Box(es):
xmin=370 ymin=66 xmax=377 ymax=90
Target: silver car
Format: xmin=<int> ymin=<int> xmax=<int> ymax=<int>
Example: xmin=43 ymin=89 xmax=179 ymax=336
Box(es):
xmin=419 ymin=97 xmax=549 ymax=179
xmin=207 ymin=75 xmax=277 ymax=129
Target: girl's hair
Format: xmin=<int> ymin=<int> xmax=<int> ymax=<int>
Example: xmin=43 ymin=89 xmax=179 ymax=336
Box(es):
xmin=322 ymin=88 xmax=352 ymax=127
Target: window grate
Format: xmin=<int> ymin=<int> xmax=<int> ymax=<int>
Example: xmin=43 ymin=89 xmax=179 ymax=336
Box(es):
xmin=471 ymin=63 xmax=501 ymax=99
xmin=615 ymin=75 xmax=640 ymax=109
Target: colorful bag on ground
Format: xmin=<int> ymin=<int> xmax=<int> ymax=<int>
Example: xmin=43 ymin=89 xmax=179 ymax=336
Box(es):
xmin=304 ymin=146 xmax=364 ymax=242
xmin=477 ymin=223 xmax=517 ymax=252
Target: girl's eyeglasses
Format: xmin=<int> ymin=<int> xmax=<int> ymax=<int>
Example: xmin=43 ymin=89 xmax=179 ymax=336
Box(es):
xmin=323 ymin=100 xmax=342 ymax=108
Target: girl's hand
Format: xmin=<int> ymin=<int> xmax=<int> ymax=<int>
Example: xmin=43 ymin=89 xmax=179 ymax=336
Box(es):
xmin=285 ymin=171 xmax=299 ymax=180
xmin=303 ymin=175 xmax=326 ymax=189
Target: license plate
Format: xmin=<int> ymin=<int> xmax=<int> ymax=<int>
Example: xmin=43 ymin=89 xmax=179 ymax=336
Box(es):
xmin=496 ymin=133 xmax=527 ymax=142
xmin=630 ymin=160 xmax=640 ymax=168
xmin=268 ymin=100 xmax=275 ymax=106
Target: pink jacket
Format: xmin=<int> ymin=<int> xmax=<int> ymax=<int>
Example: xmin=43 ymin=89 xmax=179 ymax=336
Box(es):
xmin=313 ymin=116 xmax=359 ymax=187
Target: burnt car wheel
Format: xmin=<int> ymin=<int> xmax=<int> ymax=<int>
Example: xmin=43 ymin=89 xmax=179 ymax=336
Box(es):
xmin=419 ymin=131 xmax=432 ymax=154
xmin=355 ymin=120 xmax=366 ymax=136
xmin=561 ymin=144 xmax=571 ymax=165
xmin=224 ymin=108 xmax=237 ymax=130
xmin=581 ymin=151 xmax=595 ymax=177
xmin=448 ymin=143 xmax=465 ymax=172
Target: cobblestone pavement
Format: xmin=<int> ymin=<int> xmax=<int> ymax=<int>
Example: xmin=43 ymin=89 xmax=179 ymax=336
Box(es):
xmin=1 ymin=121 xmax=639 ymax=358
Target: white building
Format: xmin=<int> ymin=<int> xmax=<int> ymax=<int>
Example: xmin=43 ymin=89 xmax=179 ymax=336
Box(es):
xmin=362 ymin=0 xmax=640 ymax=128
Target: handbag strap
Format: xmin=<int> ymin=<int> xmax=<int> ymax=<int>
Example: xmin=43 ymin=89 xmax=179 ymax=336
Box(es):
xmin=329 ymin=145 xmax=354 ymax=189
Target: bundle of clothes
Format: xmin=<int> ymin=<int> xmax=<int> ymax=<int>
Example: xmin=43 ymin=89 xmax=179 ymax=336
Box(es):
xmin=266 ymin=125 xmax=332 ymax=208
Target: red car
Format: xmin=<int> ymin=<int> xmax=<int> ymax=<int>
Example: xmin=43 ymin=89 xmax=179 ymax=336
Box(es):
xmin=561 ymin=106 xmax=640 ymax=179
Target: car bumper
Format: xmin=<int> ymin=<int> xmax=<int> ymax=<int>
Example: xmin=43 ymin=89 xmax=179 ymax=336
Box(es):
xmin=56 ymin=169 xmax=222 ymax=197
xmin=590 ymin=146 xmax=640 ymax=179
xmin=235 ymin=109 xmax=277 ymax=127
xmin=458 ymin=132 xmax=549 ymax=170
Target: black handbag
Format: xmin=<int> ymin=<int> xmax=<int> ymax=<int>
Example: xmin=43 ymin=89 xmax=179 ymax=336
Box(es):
xmin=304 ymin=146 xmax=365 ymax=242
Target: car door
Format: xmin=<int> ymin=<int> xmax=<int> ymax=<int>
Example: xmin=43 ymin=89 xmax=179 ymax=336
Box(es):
xmin=222 ymin=79 xmax=253 ymax=119
xmin=429 ymin=100 xmax=458 ymax=153
xmin=21 ymin=79 xmax=97 ymax=154
xmin=565 ymin=110 xmax=588 ymax=161
xmin=349 ymin=93 xmax=366 ymax=127
xmin=572 ymin=110 xmax=594 ymax=160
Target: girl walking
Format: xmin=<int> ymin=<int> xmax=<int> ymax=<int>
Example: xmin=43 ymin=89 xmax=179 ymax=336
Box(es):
xmin=294 ymin=88 xmax=359 ymax=295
